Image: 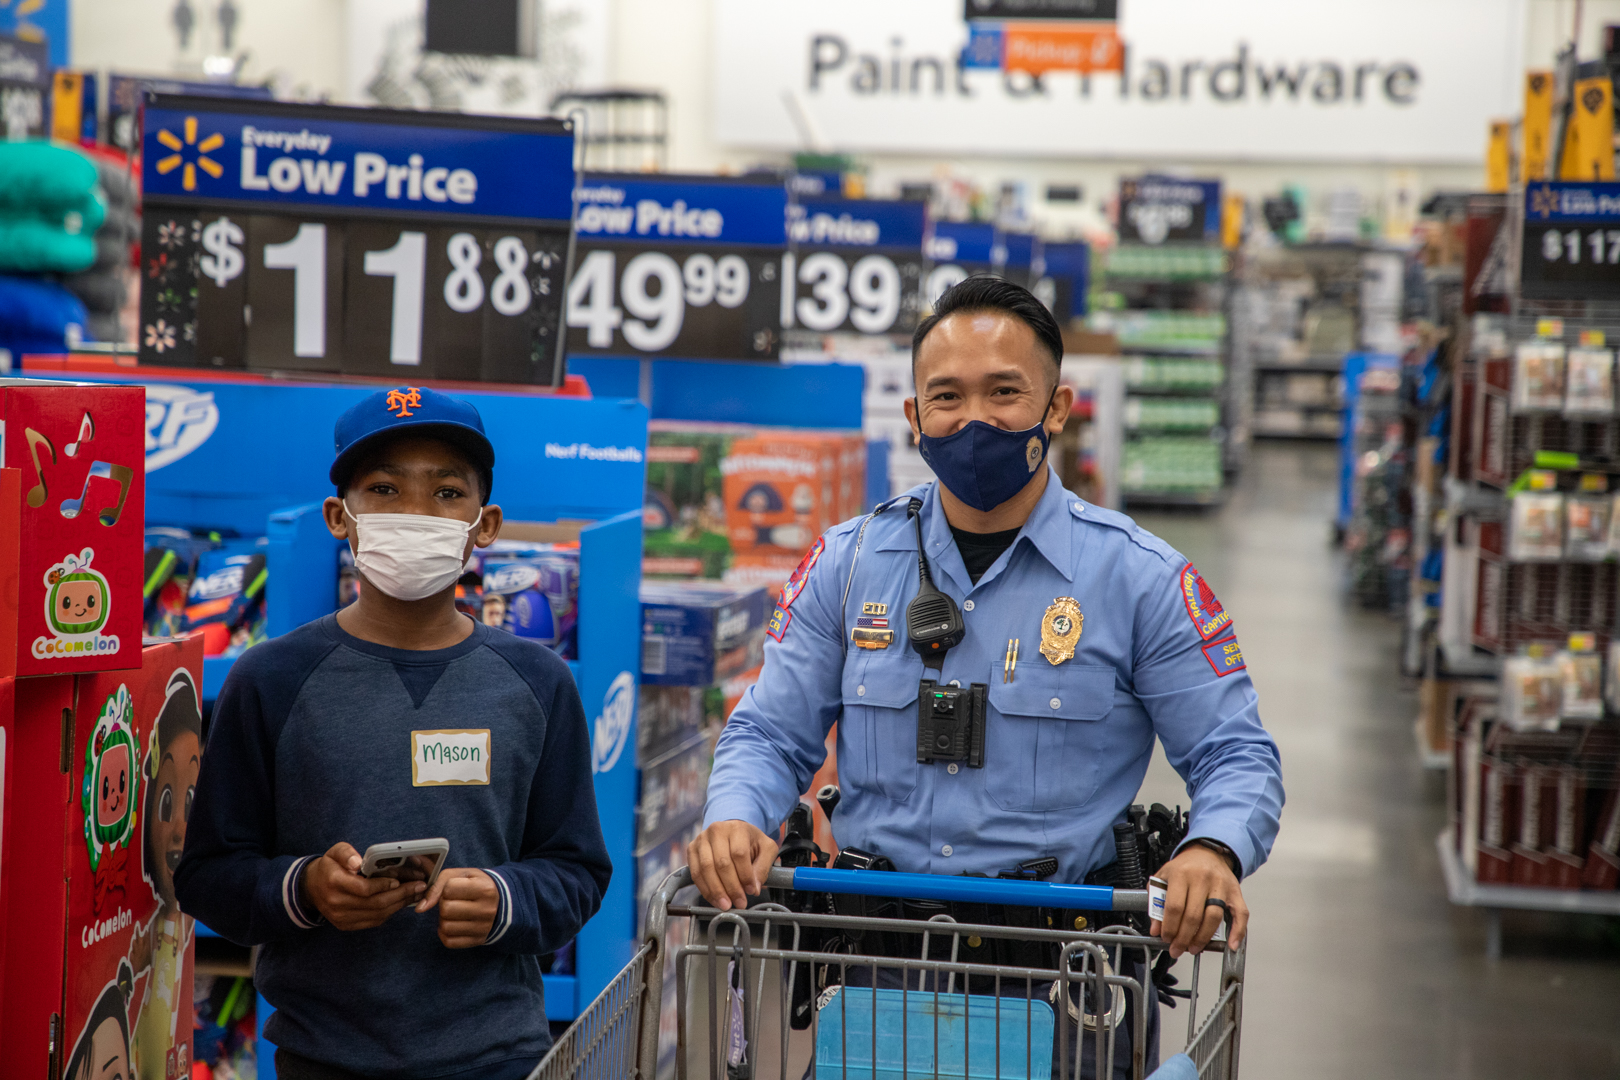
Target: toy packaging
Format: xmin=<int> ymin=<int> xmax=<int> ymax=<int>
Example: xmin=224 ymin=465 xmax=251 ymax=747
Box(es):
xmin=1508 ymin=492 xmax=1564 ymax=561
xmin=65 ymin=638 xmax=205 ymax=1080
xmin=643 ymin=422 xmax=863 ymax=590
xmin=0 ymin=380 xmax=146 ymax=676
xmin=479 ymin=541 xmax=580 ymax=659
xmin=1557 ymin=638 xmax=1603 ymax=721
xmin=1511 ymin=340 xmax=1565 ymax=411
xmin=1564 ymin=495 xmax=1611 ymax=561
xmin=639 ymin=581 xmax=769 ymax=687
xmin=1563 ymin=347 xmax=1615 ymax=416
xmin=1500 ymin=652 xmax=1562 ymax=732
xmin=179 ymin=540 xmax=268 ymax=658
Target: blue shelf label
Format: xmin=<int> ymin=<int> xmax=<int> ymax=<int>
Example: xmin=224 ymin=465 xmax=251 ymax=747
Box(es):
xmin=927 ymin=220 xmax=996 ymax=265
xmin=576 ymin=173 xmax=787 ymax=248
xmin=143 ymin=96 xmax=576 ymax=223
xmin=1525 ymin=181 xmax=1620 ymax=223
xmin=789 ymin=197 xmax=928 ymax=251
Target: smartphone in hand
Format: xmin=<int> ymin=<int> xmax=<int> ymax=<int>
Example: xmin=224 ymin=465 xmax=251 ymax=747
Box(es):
xmin=360 ymin=838 xmax=449 ymax=888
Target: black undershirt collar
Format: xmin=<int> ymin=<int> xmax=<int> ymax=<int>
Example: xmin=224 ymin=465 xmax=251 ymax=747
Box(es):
xmin=949 ymin=523 xmax=1022 ymax=585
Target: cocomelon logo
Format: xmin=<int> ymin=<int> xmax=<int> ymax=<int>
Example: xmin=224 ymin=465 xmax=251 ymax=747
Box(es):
xmin=82 ymin=685 xmax=138 ymax=872
xmin=32 ymin=547 xmax=121 ymax=660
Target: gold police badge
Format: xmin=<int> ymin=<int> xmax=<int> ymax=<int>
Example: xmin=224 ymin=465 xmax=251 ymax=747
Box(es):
xmin=1039 ymin=597 xmax=1083 ymax=665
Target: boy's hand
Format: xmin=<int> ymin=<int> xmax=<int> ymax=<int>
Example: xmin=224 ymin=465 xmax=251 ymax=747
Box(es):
xmin=302 ymin=842 xmax=426 ymax=931
xmin=416 ymin=868 xmax=499 ymax=948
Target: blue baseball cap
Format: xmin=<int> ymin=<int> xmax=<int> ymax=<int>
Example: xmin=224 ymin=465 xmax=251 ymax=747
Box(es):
xmin=330 ymin=385 xmax=496 ymax=498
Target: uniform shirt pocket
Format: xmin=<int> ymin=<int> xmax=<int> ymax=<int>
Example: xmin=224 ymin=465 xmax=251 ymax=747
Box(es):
xmin=841 ymin=651 xmax=922 ymax=802
xmin=985 ymin=663 xmax=1115 ymax=812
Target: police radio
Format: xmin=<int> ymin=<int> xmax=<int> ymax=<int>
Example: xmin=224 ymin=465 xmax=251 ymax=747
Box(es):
xmin=904 ymin=498 xmax=987 ymax=767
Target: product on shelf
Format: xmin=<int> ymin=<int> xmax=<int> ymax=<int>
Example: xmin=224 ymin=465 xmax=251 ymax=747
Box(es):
xmin=1508 ymin=492 xmax=1564 ymax=561
xmin=143 ymin=527 xmax=221 ymax=639
xmin=1122 ymin=436 xmax=1224 ymax=494
xmin=479 ymin=541 xmax=580 ymax=659
xmin=1565 ymin=495 xmax=1611 ymax=561
xmin=639 ymin=581 xmax=769 ymax=687
xmin=1558 ymin=641 xmax=1604 ymax=721
xmin=1501 ymin=652 xmax=1562 ymax=732
xmin=643 ymin=423 xmax=857 ymax=590
xmin=1563 ymin=347 xmax=1615 ymax=416
xmin=180 ymin=541 xmax=269 ymax=658
xmin=1510 ymin=340 xmax=1565 ymax=411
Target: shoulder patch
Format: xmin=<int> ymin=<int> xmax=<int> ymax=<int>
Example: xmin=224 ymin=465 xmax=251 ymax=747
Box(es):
xmin=1201 ymin=634 xmax=1245 ymax=676
xmin=777 ymin=536 xmax=825 ymax=611
xmin=1180 ymin=563 xmax=1232 ymax=641
xmin=766 ymin=605 xmax=792 ymax=642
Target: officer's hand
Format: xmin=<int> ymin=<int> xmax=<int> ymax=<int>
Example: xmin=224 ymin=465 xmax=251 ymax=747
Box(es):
xmin=1153 ymin=844 xmax=1247 ymax=958
xmin=687 ymin=820 xmax=779 ymax=911
xmin=301 ymin=842 xmax=427 ymax=931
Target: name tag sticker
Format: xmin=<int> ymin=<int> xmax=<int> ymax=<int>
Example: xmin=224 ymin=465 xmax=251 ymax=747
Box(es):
xmin=412 ymin=729 xmax=491 ymax=786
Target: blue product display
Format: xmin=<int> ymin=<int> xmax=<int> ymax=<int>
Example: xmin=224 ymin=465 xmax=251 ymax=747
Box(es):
xmin=639 ymin=580 xmax=769 ymax=686
xmin=481 ymin=542 xmax=581 ymax=659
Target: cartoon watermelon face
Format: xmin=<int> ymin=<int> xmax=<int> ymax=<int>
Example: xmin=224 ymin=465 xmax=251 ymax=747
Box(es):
xmin=48 ymin=571 xmax=109 ymax=635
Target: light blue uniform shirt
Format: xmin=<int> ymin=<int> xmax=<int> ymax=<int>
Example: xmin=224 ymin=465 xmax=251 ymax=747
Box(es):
xmin=704 ymin=470 xmax=1284 ymax=884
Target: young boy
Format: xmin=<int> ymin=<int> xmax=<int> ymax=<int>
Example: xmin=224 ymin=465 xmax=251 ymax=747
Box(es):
xmin=175 ymin=386 xmax=612 ymax=1080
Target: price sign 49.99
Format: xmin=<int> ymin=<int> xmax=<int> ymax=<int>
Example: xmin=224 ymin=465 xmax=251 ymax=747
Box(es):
xmin=564 ymin=244 xmax=780 ymax=359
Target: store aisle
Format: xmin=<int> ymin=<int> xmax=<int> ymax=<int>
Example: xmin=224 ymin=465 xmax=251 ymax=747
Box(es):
xmin=1131 ymin=443 xmax=1620 ymax=1080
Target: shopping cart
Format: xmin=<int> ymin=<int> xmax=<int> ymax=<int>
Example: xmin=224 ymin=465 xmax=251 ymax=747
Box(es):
xmin=530 ymin=864 xmax=1245 ymax=1080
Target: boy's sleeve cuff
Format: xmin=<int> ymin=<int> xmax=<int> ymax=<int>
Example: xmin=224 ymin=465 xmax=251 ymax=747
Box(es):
xmin=483 ymin=869 xmax=513 ymax=946
xmin=285 ymin=856 xmax=326 ymax=929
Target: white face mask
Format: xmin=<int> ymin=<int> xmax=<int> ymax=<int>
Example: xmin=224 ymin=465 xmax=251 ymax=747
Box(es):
xmin=343 ymin=502 xmax=480 ymax=602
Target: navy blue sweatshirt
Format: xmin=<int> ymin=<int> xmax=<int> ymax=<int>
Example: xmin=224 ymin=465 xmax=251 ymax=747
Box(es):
xmin=175 ymin=614 xmax=612 ymax=1079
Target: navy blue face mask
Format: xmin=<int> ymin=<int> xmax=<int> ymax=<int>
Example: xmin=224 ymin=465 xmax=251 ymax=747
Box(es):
xmin=915 ymin=398 xmax=1053 ymax=512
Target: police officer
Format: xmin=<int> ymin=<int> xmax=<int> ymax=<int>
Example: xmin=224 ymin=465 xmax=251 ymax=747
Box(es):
xmin=689 ymin=276 xmax=1284 ymax=1071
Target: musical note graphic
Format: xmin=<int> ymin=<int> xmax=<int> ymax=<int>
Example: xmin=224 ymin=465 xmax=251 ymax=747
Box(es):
xmin=59 ymin=461 xmax=135 ymax=526
xmin=64 ymin=412 xmax=94 ymax=457
xmin=24 ymin=428 xmax=55 ymax=508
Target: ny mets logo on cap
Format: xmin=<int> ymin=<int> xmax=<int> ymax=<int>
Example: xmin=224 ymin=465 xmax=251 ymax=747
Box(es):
xmin=1180 ymin=563 xmax=1231 ymax=641
xmin=386 ymin=387 xmax=423 ymax=417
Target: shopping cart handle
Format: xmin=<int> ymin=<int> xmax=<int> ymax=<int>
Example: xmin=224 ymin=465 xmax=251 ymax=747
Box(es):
xmin=771 ymin=866 xmax=1148 ymax=913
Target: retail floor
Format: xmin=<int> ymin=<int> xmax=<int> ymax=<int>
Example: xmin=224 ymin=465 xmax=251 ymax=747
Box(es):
xmin=1132 ymin=441 xmax=1620 ymax=1080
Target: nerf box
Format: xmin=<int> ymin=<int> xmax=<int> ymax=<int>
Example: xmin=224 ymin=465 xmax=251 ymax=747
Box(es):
xmin=479 ymin=541 xmax=581 ymax=660
xmin=0 ymin=381 xmax=146 ymax=676
xmin=640 ymin=581 xmax=768 ymax=687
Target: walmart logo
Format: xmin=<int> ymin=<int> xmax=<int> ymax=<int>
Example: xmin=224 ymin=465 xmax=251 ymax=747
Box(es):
xmin=154 ymin=116 xmax=223 ymax=192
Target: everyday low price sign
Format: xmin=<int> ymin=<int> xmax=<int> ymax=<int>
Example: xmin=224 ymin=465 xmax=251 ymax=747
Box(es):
xmin=567 ymin=173 xmax=787 ymax=360
xmin=783 ymin=196 xmax=928 ymax=337
xmin=1521 ymin=181 xmax=1620 ymax=301
xmin=139 ymin=94 xmax=576 ymax=384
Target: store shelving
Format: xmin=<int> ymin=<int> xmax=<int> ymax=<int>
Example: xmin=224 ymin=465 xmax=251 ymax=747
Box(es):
xmin=1436 ymin=832 xmax=1620 ymax=960
xmin=1095 ymin=247 xmax=1233 ymax=507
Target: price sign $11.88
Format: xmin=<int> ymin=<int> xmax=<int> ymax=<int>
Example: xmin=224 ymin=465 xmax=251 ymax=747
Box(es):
xmin=162 ymin=211 xmax=566 ymax=379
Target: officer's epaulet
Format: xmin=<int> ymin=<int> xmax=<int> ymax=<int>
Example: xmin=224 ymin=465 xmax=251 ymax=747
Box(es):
xmin=1068 ymin=498 xmax=1183 ymax=567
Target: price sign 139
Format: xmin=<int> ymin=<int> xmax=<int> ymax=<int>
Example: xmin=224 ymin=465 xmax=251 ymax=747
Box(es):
xmin=141 ymin=211 xmax=570 ymax=384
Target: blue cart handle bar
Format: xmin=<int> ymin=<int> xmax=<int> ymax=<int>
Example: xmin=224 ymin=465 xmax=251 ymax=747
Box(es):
xmin=767 ymin=866 xmax=1149 ymax=913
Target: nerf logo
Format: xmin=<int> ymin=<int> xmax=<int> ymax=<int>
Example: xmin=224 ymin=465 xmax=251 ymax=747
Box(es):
xmin=386 ymin=387 xmax=422 ymax=416
xmin=484 ymin=564 xmax=540 ymax=594
xmin=144 ymin=384 xmax=220 ymax=472
xmin=189 ymin=562 xmax=247 ymax=602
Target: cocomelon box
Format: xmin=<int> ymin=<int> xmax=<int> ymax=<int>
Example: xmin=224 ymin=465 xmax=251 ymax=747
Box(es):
xmin=66 ymin=637 xmax=204 ymax=1080
xmin=0 ymin=381 xmax=145 ymax=677
xmin=0 ymin=638 xmax=202 ymax=1079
